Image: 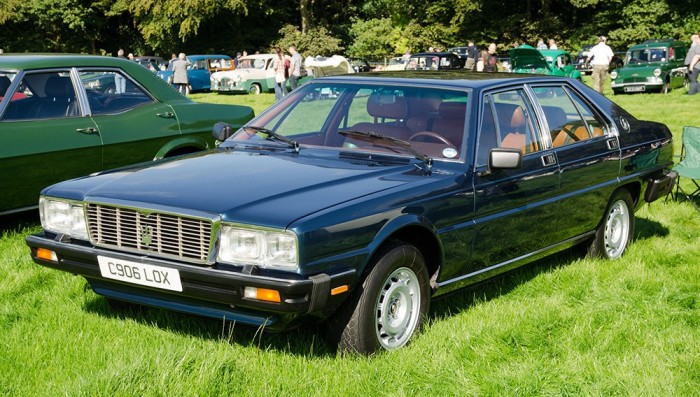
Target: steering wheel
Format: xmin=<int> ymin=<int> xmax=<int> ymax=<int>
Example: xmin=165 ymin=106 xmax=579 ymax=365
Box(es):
xmin=409 ymin=131 xmax=453 ymax=146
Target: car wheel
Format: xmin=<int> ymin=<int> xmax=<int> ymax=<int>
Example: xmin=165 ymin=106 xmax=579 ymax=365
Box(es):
xmin=248 ymin=84 xmax=261 ymax=95
xmin=328 ymin=243 xmax=430 ymax=355
xmin=588 ymin=189 xmax=634 ymax=260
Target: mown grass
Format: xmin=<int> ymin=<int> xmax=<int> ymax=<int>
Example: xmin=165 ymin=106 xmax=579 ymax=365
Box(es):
xmin=1 ymin=78 xmax=699 ymax=396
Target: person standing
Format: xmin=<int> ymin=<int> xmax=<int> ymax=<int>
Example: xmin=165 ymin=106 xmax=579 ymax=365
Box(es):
xmin=465 ymin=41 xmax=478 ymax=71
xmin=588 ymin=36 xmax=614 ymax=94
xmin=288 ymin=45 xmax=302 ymax=90
xmin=685 ymin=34 xmax=700 ymax=95
xmin=548 ymin=39 xmax=558 ymax=49
xmin=273 ymin=46 xmax=288 ymax=100
xmin=115 ymin=49 xmax=127 ymax=94
xmin=172 ymin=53 xmax=191 ymax=96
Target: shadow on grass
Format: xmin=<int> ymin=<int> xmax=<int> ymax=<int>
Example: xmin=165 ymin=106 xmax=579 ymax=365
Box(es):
xmin=0 ymin=211 xmax=40 ymax=236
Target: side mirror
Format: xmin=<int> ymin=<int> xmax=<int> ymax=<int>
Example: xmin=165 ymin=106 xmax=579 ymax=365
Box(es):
xmin=489 ymin=148 xmax=522 ymax=170
xmin=212 ymin=122 xmax=234 ymax=141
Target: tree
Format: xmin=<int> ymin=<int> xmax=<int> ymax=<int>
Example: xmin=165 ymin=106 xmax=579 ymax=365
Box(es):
xmin=277 ymin=24 xmax=343 ymax=58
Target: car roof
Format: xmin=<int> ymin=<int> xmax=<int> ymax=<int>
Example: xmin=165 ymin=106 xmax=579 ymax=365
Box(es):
xmin=411 ymin=52 xmax=458 ymax=57
xmin=0 ymin=53 xmax=140 ymax=71
xmin=309 ymin=70 xmax=572 ymax=90
xmin=187 ymin=55 xmax=232 ymax=60
xmin=240 ymin=54 xmax=276 ymax=60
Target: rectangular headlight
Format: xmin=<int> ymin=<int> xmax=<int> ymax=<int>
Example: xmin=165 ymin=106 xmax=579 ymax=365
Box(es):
xmin=218 ymin=225 xmax=298 ymax=270
xmin=39 ymin=197 xmax=89 ymax=240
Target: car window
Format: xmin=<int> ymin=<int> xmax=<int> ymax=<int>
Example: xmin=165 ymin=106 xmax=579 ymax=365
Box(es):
xmin=476 ymin=96 xmax=498 ymax=166
xmin=490 ymin=89 xmax=542 ymax=154
xmin=531 ymin=85 xmax=608 ymax=147
xmin=2 ymin=71 xmax=79 ymax=120
xmin=233 ymin=83 xmax=470 ymax=161
xmin=79 ymin=70 xmax=153 ymax=115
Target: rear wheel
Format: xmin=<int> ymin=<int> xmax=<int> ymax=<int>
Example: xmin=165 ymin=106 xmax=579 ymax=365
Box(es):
xmin=327 ymin=243 xmax=430 ymax=355
xmin=588 ymin=189 xmax=635 ymax=259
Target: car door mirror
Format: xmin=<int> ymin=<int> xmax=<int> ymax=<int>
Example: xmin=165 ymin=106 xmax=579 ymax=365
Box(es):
xmin=489 ymin=148 xmax=522 ymax=170
xmin=212 ymin=122 xmax=234 ymax=141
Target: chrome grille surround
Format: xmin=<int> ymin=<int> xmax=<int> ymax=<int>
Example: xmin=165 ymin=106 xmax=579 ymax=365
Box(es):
xmin=86 ymin=203 xmax=219 ymax=265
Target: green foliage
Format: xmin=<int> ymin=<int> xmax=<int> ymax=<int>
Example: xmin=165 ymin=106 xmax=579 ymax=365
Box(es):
xmin=346 ymin=18 xmax=394 ymax=59
xmin=276 ymin=24 xmax=343 ymax=58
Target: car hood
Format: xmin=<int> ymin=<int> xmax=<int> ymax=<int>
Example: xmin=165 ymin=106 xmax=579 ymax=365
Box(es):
xmin=44 ymin=149 xmax=432 ymax=229
xmin=614 ymin=64 xmax=659 ymax=78
xmin=509 ymin=46 xmax=551 ymax=71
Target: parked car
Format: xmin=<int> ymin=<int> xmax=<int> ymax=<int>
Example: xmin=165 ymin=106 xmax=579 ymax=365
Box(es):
xmin=348 ymin=57 xmax=372 ymax=72
xmin=157 ymin=55 xmax=234 ymax=92
xmin=610 ymin=39 xmax=689 ymax=94
xmin=210 ymin=54 xmax=348 ymax=95
xmin=448 ymin=46 xmax=469 ymax=67
xmin=133 ymin=56 xmax=166 ymax=72
xmin=405 ymin=52 xmax=463 ymax=70
xmin=574 ymin=44 xmax=625 ymax=75
xmin=510 ymin=45 xmax=583 ymax=80
xmin=0 ymin=54 xmax=253 ymax=215
xmin=384 ymin=57 xmax=409 ymax=71
xmin=27 ymin=72 xmax=675 ymax=355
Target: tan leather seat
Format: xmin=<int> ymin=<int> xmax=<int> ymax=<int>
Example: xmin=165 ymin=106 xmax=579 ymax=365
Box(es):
xmin=349 ymin=93 xmax=411 ymax=143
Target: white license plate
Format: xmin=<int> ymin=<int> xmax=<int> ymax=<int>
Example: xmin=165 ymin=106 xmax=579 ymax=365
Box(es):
xmin=98 ymin=256 xmax=183 ymax=292
xmin=625 ymin=86 xmax=645 ymax=92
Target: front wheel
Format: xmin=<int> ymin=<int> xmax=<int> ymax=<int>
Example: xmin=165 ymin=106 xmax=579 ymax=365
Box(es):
xmin=328 ymin=243 xmax=430 ymax=355
xmin=588 ymin=189 xmax=635 ymax=259
xmin=248 ymin=83 xmax=261 ymax=95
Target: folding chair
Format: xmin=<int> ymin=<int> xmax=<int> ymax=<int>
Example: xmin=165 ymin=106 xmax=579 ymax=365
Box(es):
xmin=673 ymin=126 xmax=700 ymax=212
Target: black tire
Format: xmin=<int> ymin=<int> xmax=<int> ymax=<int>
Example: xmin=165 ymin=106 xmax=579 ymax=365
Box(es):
xmin=327 ymin=243 xmax=430 ymax=355
xmin=587 ymin=189 xmax=635 ymax=259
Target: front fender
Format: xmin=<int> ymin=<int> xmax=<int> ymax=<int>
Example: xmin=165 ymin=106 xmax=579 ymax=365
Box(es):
xmin=153 ymin=136 xmax=210 ymax=160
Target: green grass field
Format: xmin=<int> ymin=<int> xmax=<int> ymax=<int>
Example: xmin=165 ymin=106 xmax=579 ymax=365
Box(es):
xmin=1 ymin=78 xmax=699 ymax=396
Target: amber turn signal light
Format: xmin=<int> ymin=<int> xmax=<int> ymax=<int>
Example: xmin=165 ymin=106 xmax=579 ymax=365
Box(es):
xmin=36 ymin=248 xmax=57 ymax=262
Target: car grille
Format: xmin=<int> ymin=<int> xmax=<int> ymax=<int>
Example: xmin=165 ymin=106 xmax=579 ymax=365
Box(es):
xmin=86 ymin=203 xmax=214 ymax=264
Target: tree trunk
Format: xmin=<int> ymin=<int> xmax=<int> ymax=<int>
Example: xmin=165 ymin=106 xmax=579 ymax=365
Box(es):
xmin=300 ymin=0 xmax=314 ymax=34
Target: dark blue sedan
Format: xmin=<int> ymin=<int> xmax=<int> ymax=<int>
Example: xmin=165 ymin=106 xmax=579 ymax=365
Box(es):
xmin=27 ymin=72 xmax=676 ymax=355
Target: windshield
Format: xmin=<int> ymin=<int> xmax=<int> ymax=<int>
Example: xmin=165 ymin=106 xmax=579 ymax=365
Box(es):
xmin=626 ymin=47 xmax=667 ymax=64
xmin=229 ymin=81 xmax=471 ymax=162
xmin=238 ymin=58 xmax=268 ymax=69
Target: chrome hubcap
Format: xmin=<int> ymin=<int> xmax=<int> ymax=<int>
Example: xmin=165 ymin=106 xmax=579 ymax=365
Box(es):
xmin=375 ymin=267 xmax=420 ymax=350
xmin=604 ymin=199 xmax=630 ymax=259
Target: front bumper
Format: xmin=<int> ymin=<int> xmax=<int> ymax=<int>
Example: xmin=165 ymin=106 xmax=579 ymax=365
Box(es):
xmin=611 ymin=77 xmax=664 ymax=93
xmin=26 ymin=233 xmax=356 ymax=331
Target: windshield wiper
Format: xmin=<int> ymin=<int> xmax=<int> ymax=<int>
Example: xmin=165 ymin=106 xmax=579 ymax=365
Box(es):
xmin=243 ymin=126 xmax=300 ymax=153
xmin=339 ymin=129 xmax=433 ymax=170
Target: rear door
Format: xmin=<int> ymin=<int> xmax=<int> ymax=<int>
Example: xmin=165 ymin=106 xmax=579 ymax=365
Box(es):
xmin=469 ymin=87 xmax=561 ymax=274
xmin=77 ymin=68 xmax=181 ymax=170
xmin=530 ymin=84 xmax=621 ymax=238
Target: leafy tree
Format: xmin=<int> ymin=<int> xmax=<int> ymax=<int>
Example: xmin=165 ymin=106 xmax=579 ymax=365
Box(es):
xmin=276 ymin=24 xmax=343 ymax=58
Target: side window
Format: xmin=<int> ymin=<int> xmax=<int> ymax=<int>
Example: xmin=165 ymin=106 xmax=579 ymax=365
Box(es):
xmin=3 ymin=71 xmax=78 ymax=120
xmin=532 ymin=85 xmax=607 ymax=147
xmin=492 ymin=89 xmax=542 ymax=154
xmin=79 ymin=70 xmax=153 ymax=115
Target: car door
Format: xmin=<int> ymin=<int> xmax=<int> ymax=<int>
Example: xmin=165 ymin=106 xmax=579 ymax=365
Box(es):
xmin=0 ymin=70 xmax=102 ymax=213
xmin=468 ymin=87 xmax=561 ymax=275
xmin=530 ymin=84 xmax=621 ymax=238
xmin=77 ymin=69 xmax=181 ymax=170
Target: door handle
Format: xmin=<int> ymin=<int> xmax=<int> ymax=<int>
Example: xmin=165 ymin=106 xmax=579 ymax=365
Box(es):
xmin=76 ymin=127 xmax=98 ymax=134
xmin=157 ymin=112 xmax=175 ymax=119
xmin=541 ymin=153 xmax=557 ymax=166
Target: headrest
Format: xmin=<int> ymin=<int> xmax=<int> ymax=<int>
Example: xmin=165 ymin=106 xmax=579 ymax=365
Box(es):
xmin=438 ymin=102 xmax=466 ymax=119
xmin=0 ymin=76 xmax=11 ymax=95
xmin=367 ymin=93 xmax=408 ymax=119
xmin=511 ymin=106 xmax=525 ymax=128
xmin=45 ymin=76 xmax=74 ymax=98
xmin=541 ymin=106 xmax=567 ymax=130
xmin=494 ymin=103 xmax=524 ymax=129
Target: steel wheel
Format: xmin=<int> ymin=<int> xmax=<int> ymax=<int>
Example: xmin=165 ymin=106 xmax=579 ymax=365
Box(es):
xmin=248 ymin=84 xmax=261 ymax=95
xmin=374 ymin=267 xmax=421 ymax=350
xmin=588 ymin=189 xmax=634 ymax=259
xmin=602 ymin=199 xmax=631 ymax=258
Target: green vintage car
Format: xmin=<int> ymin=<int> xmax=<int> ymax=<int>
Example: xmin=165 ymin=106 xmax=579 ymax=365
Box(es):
xmin=509 ymin=45 xmax=583 ymax=80
xmin=0 ymin=54 xmax=254 ymax=215
xmin=610 ymin=39 xmax=689 ymax=94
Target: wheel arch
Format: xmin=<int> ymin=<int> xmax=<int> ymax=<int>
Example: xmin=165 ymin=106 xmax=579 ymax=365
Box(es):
xmin=153 ymin=136 xmax=210 ymax=160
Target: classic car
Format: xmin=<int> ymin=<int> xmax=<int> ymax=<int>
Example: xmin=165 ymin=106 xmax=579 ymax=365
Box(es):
xmin=448 ymin=46 xmax=469 ymax=67
xmin=405 ymin=52 xmax=463 ymax=70
xmin=157 ymin=55 xmax=234 ymax=93
xmin=384 ymin=57 xmax=409 ymax=71
xmin=0 ymin=54 xmax=253 ymax=215
xmin=574 ymin=44 xmax=625 ymax=75
xmin=210 ymin=54 xmax=348 ymax=95
xmin=133 ymin=56 xmax=166 ymax=72
xmin=27 ymin=72 xmax=675 ymax=355
xmin=348 ymin=57 xmax=372 ymax=72
xmin=510 ymin=45 xmax=583 ymax=80
xmin=610 ymin=39 xmax=689 ymax=94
